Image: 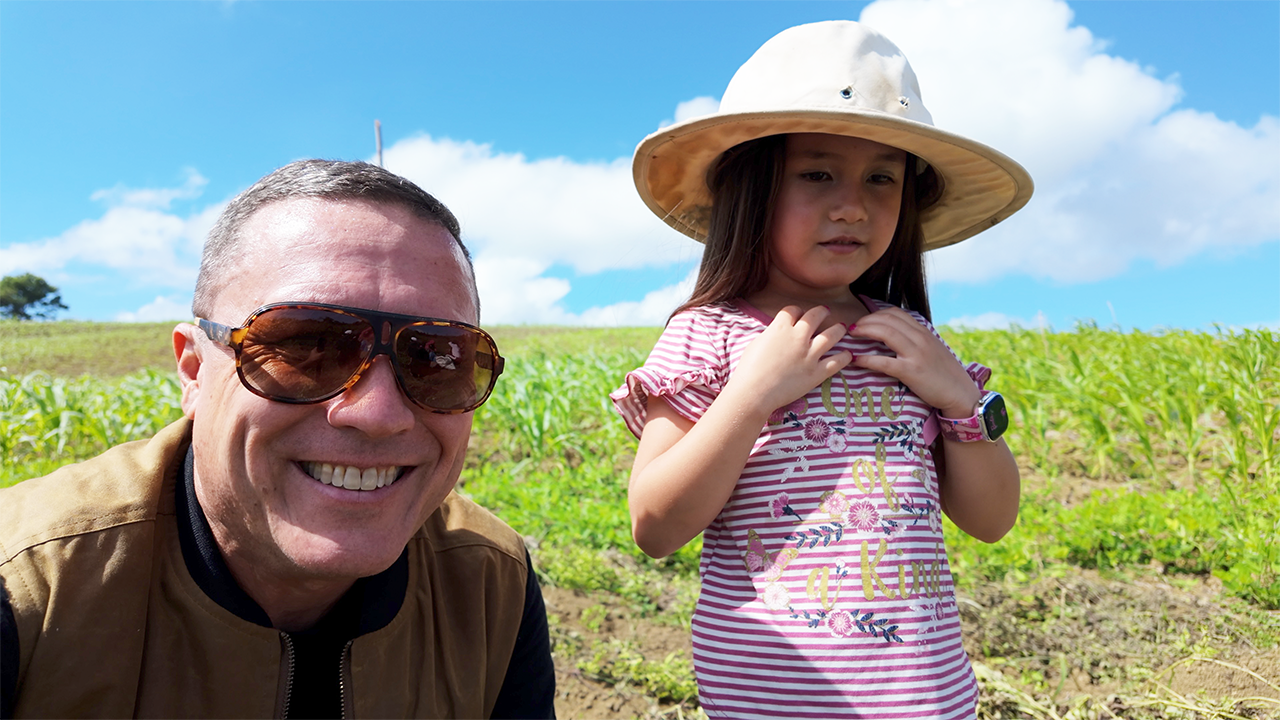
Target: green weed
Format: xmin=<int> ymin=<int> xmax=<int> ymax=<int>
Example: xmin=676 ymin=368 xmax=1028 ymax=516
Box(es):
xmin=5 ymin=322 xmax=1279 ymax=716
xmin=578 ymin=639 xmax=699 ymax=704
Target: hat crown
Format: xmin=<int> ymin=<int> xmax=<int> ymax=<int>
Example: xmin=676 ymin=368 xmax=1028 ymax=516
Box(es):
xmin=720 ymin=21 xmax=934 ymax=126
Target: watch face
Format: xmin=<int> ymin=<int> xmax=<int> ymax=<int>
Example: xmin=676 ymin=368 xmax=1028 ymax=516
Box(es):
xmin=980 ymin=393 xmax=1009 ymax=441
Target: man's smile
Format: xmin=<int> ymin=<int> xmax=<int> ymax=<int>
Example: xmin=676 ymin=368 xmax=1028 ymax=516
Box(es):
xmin=299 ymin=461 xmax=408 ymax=491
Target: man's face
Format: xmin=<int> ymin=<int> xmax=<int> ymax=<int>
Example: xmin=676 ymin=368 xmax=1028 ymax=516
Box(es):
xmin=176 ymin=197 xmax=478 ymax=588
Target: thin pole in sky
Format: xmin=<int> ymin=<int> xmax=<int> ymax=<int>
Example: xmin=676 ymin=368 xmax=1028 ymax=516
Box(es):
xmin=375 ymin=120 xmax=384 ymax=167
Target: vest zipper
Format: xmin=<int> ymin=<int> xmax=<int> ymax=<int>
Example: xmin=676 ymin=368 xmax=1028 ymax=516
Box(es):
xmin=280 ymin=632 xmax=297 ymax=719
xmin=338 ymin=639 xmax=355 ymax=719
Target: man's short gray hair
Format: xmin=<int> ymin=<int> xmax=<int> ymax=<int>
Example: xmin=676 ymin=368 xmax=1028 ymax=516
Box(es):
xmin=193 ymin=159 xmax=474 ymax=318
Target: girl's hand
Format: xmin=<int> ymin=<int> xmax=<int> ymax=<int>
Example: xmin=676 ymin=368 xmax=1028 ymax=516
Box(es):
xmin=850 ymin=306 xmax=1021 ymax=543
xmin=847 ymin=306 xmax=980 ymax=418
xmin=725 ymin=305 xmax=853 ymax=416
xmin=627 ymin=304 xmax=851 ymax=558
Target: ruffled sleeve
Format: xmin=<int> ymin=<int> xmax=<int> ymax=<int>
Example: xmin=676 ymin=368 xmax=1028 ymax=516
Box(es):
xmin=609 ymin=308 xmax=731 ymax=439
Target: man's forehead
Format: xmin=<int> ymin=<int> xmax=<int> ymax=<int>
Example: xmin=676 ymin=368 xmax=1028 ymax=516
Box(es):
xmin=241 ymin=196 xmax=434 ymax=238
xmin=215 ymin=197 xmax=477 ymax=323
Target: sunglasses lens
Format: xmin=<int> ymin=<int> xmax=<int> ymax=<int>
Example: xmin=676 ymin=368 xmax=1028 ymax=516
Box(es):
xmin=396 ymin=324 xmax=498 ymax=411
xmin=240 ymin=307 xmax=372 ymax=401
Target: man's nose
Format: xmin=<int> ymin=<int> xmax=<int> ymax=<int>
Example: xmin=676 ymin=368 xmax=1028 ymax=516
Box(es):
xmin=325 ymin=355 xmax=416 ymax=437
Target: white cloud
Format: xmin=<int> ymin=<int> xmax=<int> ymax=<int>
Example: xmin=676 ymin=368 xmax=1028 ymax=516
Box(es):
xmin=0 ymin=176 xmax=220 ymax=295
xmin=1 ymin=207 xmax=203 ymax=287
xmin=661 ymin=96 xmax=721 ymax=128
xmin=386 ymin=0 xmax=1278 ymax=324
xmin=115 ymin=295 xmax=193 ymax=322
xmin=860 ymin=0 xmax=1279 ymax=285
xmin=13 ymin=0 xmax=1277 ymax=328
xmin=575 ymin=266 xmax=699 ymax=327
xmin=472 ymin=255 xmax=572 ymax=325
xmin=472 ymin=256 xmax=696 ymax=327
xmin=383 ymin=134 xmax=702 ymax=325
xmin=944 ymin=310 xmax=1050 ymax=331
xmin=385 ymin=135 xmax=695 ymax=274
xmin=90 ymin=169 xmax=208 ymax=210
xmin=1232 ymin=322 xmax=1280 ymax=333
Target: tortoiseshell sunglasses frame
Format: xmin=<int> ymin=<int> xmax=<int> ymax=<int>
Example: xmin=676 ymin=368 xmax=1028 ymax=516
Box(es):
xmin=196 ymin=302 xmax=505 ymax=414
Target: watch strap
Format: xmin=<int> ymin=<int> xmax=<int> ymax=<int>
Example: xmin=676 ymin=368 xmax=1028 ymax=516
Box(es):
xmin=937 ymin=391 xmax=1005 ymax=443
xmin=937 ymin=410 xmax=987 ymax=443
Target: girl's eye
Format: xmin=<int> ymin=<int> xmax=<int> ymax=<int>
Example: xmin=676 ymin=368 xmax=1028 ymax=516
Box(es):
xmin=800 ymin=171 xmax=832 ymax=182
xmin=868 ymin=173 xmax=897 ymax=185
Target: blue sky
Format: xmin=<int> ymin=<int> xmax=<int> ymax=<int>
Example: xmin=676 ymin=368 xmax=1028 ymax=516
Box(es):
xmin=1 ymin=0 xmax=1277 ymax=331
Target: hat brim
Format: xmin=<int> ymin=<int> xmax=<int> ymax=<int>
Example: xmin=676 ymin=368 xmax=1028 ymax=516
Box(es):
xmin=634 ymin=109 xmax=1034 ymax=250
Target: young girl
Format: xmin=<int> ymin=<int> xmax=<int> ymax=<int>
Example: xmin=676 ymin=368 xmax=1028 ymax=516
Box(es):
xmin=611 ymin=21 xmax=1032 ymax=719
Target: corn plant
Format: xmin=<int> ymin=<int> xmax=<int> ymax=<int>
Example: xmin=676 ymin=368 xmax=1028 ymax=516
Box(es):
xmin=5 ymin=327 xmax=1278 ymax=608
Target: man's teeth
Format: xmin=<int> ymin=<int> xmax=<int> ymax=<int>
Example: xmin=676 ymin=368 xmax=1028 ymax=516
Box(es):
xmin=301 ymin=462 xmax=402 ymax=491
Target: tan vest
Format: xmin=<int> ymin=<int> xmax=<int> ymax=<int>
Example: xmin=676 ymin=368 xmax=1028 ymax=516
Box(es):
xmin=0 ymin=419 xmax=529 ymax=718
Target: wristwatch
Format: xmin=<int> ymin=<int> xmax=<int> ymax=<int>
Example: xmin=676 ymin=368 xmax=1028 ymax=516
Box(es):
xmin=937 ymin=391 xmax=1008 ymax=443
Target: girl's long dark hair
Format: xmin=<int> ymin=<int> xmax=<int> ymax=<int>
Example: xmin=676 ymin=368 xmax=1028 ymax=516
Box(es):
xmin=672 ymin=134 xmax=943 ymax=321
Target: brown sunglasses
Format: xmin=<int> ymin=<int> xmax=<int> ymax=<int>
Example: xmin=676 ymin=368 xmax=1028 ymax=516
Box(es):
xmin=197 ymin=302 xmax=504 ymax=414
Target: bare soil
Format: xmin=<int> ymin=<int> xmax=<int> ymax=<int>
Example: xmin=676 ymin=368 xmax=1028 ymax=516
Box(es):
xmin=545 ymin=565 xmax=1279 ymax=719
xmin=960 ymin=569 xmax=1279 ymax=710
xmin=545 ymin=586 xmax=697 ymax=720
xmin=541 ymin=466 xmax=1278 ymax=718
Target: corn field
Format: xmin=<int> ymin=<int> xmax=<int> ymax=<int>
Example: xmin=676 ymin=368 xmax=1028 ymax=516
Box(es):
xmin=3 ymin=327 xmax=1277 ymax=605
xmin=3 ymin=324 xmax=1278 ymax=717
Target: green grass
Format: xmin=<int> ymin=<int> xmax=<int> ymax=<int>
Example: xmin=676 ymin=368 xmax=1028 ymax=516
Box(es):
xmin=0 ymin=320 xmax=662 ymax=379
xmin=0 ymin=320 xmax=180 ymax=378
xmin=3 ymin=320 xmax=1278 ymax=716
xmin=4 ymin=323 xmax=1277 ymax=608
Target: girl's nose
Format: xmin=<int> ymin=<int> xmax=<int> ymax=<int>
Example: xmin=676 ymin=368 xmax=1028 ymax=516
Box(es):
xmin=830 ymin=185 xmax=869 ymax=224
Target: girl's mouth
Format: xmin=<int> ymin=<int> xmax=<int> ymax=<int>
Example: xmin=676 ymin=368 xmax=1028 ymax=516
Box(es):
xmin=821 ymin=236 xmax=864 ymax=247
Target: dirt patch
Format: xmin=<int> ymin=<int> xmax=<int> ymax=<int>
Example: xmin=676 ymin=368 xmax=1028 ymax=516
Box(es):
xmin=545 ymin=568 xmax=1279 ymax=719
xmin=1022 ymin=469 xmax=1139 ymax=507
xmin=545 ymin=586 xmax=697 ymax=720
xmin=960 ymin=567 xmax=1280 ymax=708
xmin=1167 ymin=653 xmax=1280 ymax=705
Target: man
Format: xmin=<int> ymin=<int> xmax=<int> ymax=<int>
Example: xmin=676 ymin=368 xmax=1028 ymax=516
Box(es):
xmin=0 ymin=160 xmax=556 ymax=718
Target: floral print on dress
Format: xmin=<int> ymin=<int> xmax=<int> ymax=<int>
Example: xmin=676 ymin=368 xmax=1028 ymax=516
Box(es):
xmin=762 ymin=583 xmax=791 ymax=611
xmin=747 ymin=397 xmax=946 ymax=647
xmin=898 ymin=492 xmax=938 ymax=530
xmin=765 ymin=411 xmax=853 ymax=482
xmin=817 ymin=490 xmax=849 ymax=520
xmin=846 ymin=500 xmax=880 ymax=532
xmin=769 ymin=493 xmax=802 ymax=522
xmin=908 ymin=597 xmax=955 ymax=641
xmin=825 ymin=609 xmax=856 ymax=637
xmin=773 ymin=560 xmax=906 ymax=644
xmin=765 ymin=438 xmax=811 ymax=483
xmin=873 ymin=420 xmax=924 ymax=462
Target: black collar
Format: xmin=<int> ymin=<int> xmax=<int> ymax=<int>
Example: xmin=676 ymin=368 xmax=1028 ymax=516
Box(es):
xmin=174 ymin=445 xmax=408 ymax=636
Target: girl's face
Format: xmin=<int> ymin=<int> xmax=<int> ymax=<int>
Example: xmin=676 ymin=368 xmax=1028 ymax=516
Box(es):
xmin=765 ymin=133 xmax=906 ymax=303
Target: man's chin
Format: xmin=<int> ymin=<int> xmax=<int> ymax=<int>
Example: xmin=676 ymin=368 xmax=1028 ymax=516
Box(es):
xmin=278 ymin=527 xmax=411 ymax=581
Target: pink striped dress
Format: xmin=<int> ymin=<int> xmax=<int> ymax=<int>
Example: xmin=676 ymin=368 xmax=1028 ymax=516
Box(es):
xmin=611 ymin=298 xmax=988 ymax=719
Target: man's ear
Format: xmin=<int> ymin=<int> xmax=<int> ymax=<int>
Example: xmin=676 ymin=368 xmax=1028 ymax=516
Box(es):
xmin=173 ymin=324 xmax=205 ymax=420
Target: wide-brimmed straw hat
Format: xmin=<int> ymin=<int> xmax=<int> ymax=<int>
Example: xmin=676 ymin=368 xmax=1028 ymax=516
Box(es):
xmin=633 ymin=20 xmax=1033 ymax=250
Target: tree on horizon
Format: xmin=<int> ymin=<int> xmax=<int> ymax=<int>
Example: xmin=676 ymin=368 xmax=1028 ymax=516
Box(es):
xmin=0 ymin=273 xmax=69 ymax=320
